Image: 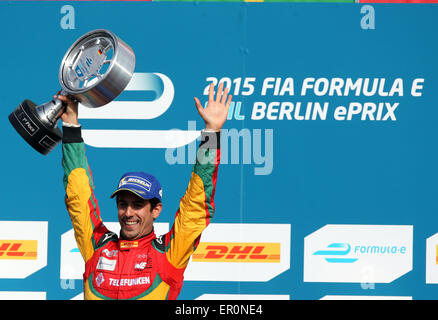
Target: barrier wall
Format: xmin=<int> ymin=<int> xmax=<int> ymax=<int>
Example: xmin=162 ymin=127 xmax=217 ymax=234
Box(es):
xmin=0 ymin=1 xmax=437 ymax=300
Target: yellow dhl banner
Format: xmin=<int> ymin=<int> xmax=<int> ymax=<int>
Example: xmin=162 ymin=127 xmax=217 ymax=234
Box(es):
xmin=0 ymin=240 xmax=38 ymax=260
xmin=192 ymin=242 xmax=280 ymax=263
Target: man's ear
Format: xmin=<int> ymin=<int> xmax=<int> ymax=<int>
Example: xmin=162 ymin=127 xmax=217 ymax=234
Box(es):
xmin=152 ymin=202 xmax=162 ymax=220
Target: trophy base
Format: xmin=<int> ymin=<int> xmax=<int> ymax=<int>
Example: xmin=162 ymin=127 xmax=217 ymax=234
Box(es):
xmin=8 ymin=99 xmax=62 ymax=155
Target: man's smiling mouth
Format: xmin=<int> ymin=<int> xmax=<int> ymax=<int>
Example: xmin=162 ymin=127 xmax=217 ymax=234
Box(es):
xmin=124 ymin=220 xmax=139 ymax=226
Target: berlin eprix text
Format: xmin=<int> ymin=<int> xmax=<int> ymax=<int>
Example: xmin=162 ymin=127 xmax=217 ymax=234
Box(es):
xmin=204 ymin=76 xmax=424 ymax=121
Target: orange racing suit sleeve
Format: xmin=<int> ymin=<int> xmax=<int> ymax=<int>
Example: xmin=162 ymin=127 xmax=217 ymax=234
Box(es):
xmin=62 ymin=125 xmax=112 ymax=263
xmin=156 ymin=130 xmax=221 ymax=270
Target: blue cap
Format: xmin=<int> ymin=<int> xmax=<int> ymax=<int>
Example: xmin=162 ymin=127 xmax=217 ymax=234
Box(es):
xmin=110 ymin=172 xmax=162 ymax=202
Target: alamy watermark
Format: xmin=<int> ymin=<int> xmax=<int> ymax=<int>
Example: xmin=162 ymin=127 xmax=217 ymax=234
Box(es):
xmin=60 ymin=5 xmax=75 ymax=30
xmin=164 ymin=121 xmax=274 ymax=176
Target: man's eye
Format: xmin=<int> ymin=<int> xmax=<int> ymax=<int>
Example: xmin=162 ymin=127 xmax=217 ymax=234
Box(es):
xmin=133 ymin=202 xmax=145 ymax=208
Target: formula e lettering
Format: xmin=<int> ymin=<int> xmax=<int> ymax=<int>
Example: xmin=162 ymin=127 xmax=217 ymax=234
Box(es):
xmin=301 ymin=78 xmax=404 ymax=96
xmin=334 ymin=102 xmax=399 ymax=121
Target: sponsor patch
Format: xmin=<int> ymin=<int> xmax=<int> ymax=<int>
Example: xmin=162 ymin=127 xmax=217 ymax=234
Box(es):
xmin=102 ymin=249 xmax=118 ymax=258
xmin=119 ymin=176 xmax=151 ymax=191
xmin=134 ymin=262 xmax=147 ymax=270
xmin=95 ymin=272 xmax=105 ymax=287
xmin=96 ymin=256 xmax=117 ymax=271
xmin=120 ymin=241 xmax=139 ymax=250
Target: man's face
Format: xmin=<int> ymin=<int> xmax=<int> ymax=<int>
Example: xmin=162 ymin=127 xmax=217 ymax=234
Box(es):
xmin=117 ymin=191 xmax=161 ymax=240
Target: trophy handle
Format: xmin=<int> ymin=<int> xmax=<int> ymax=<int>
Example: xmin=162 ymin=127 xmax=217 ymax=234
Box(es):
xmin=34 ymin=89 xmax=74 ymax=128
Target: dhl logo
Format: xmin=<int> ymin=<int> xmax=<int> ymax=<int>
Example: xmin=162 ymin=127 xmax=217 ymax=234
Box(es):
xmin=120 ymin=241 xmax=138 ymax=250
xmin=192 ymin=242 xmax=280 ymax=263
xmin=0 ymin=240 xmax=38 ymax=260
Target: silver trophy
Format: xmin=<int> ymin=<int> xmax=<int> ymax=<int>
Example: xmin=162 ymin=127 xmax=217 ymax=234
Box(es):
xmin=8 ymin=29 xmax=135 ymax=155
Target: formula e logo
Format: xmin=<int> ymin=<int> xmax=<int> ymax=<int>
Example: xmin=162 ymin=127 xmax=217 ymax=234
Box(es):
xmin=304 ymin=224 xmax=413 ymax=283
xmin=78 ymin=73 xmax=200 ymax=149
xmin=312 ymin=243 xmax=358 ymax=263
xmin=79 ymin=73 xmax=173 ymax=120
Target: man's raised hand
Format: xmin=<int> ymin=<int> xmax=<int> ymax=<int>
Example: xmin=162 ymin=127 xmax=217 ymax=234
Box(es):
xmin=194 ymin=82 xmax=232 ymax=131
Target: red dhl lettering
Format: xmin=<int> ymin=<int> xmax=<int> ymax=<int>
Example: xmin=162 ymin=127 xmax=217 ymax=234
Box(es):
xmin=192 ymin=242 xmax=280 ymax=263
xmin=119 ymin=241 xmax=139 ymax=250
xmin=0 ymin=240 xmax=38 ymax=260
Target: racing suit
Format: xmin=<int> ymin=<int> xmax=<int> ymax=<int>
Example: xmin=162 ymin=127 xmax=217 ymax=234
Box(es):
xmin=62 ymin=125 xmax=220 ymax=300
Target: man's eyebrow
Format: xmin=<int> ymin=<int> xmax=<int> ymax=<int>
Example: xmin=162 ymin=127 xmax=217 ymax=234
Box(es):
xmin=117 ymin=197 xmax=147 ymax=205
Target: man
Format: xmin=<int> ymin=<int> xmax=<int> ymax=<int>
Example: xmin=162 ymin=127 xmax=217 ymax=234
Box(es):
xmin=59 ymin=82 xmax=232 ymax=300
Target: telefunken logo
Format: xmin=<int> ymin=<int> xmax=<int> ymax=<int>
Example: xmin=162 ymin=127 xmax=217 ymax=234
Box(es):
xmin=109 ymin=276 xmax=150 ymax=287
xmin=95 ymin=274 xmax=150 ymax=287
xmin=313 ymin=242 xmax=407 ymax=264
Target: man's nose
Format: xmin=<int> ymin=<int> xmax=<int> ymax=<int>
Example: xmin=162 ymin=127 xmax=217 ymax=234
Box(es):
xmin=124 ymin=205 xmax=135 ymax=217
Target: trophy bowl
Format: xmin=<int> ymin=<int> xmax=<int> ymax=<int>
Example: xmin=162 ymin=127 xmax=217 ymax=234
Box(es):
xmin=8 ymin=29 xmax=135 ymax=155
